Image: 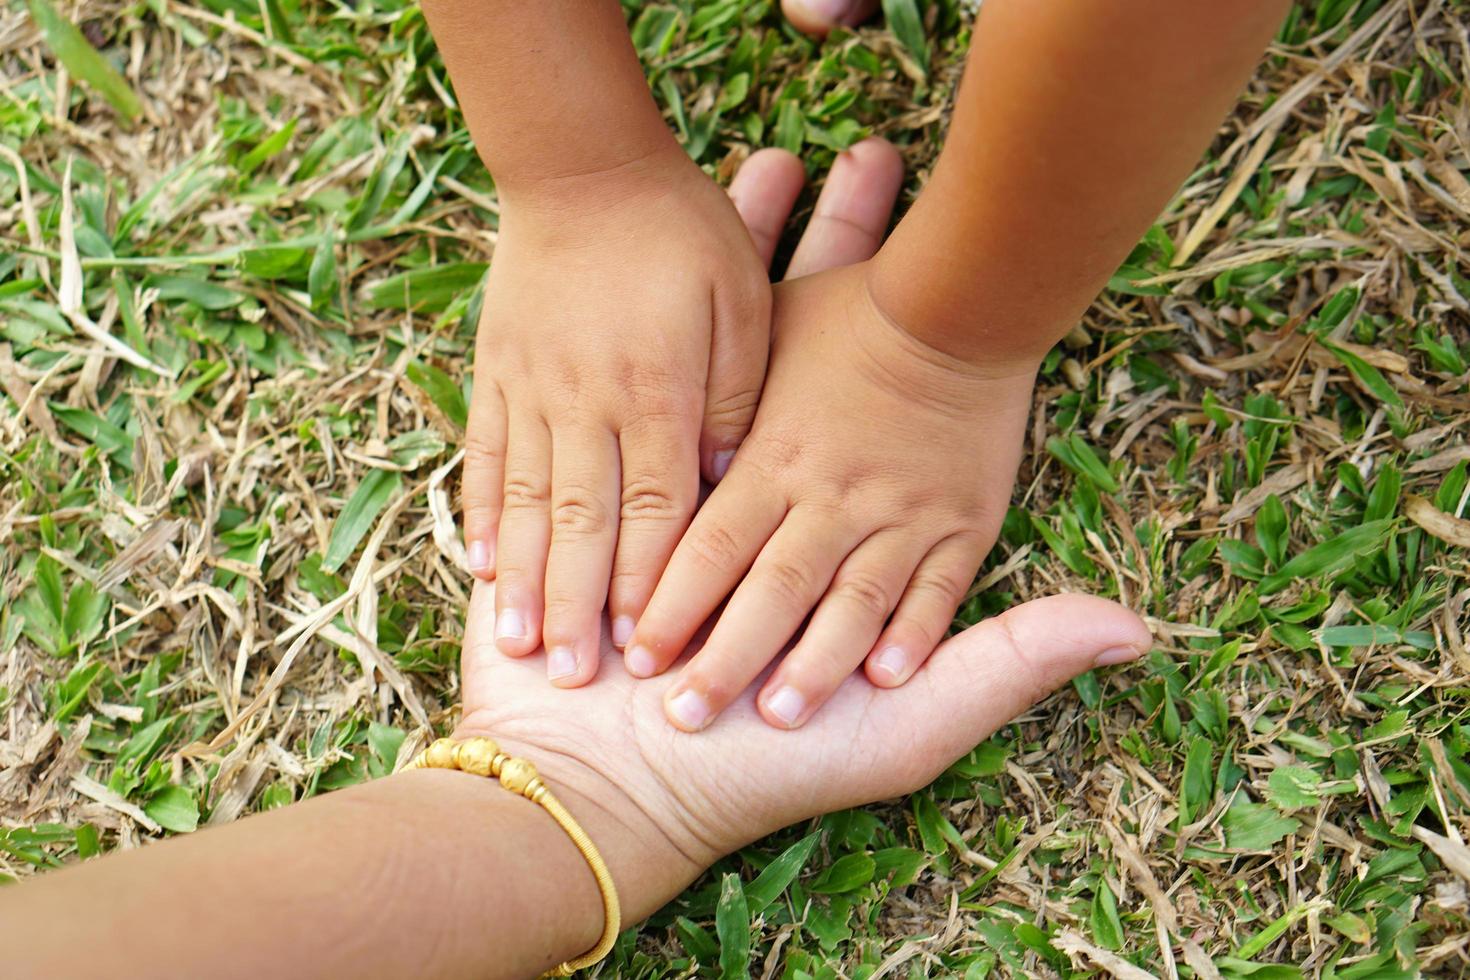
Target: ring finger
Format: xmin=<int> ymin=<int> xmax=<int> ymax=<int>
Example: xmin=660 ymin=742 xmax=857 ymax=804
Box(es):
xmin=757 ymin=531 xmax=922 ymax=729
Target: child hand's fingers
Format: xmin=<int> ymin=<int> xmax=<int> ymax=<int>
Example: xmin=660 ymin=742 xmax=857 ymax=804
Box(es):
xmin=755 ymin=533 xmax=919 ymax=729
xmin=540 ymin=426 xmax=622 ymax=688
xmin=625 ymin=471 xmax=786 ymax=680
xmin=701 ymin=278 xmax=769 ymax=483
xmin=493 ymin=415 xmax=552 ymax=658
xmin=727 ymin=148 xmax=806 ymax=269
xmin=662 ymin=513 xmax=856 ymax=732
xmin=779 ymin=0 xmax=880 ymax=38
xmin=461 ymin=381 xmax=507 ymax=580
xmin=607 ymin=416 xmax=700 ymax=650
xmin=786 ymin=138 xmax=904 ymax=280
xmin=863 ymin=534 xmax=984 ymax=687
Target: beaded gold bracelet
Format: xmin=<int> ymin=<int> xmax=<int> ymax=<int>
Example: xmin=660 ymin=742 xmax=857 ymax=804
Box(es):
xmin=404 ymin=736 xmax=621 ymax=977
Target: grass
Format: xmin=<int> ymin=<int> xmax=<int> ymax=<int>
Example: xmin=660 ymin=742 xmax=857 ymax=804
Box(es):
xmin=2 ymin=0 xmax=1469 ymax=976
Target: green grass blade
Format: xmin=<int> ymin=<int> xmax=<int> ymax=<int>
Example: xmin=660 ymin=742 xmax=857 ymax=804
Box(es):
xmin=881 ymin=0 xmax=930 ymax=74
xmin=716 ymin=872 xmax=751 ymax=979
xmin=323 ymin=469 xmax=402 ymax=573
xmin=27 ymin=0 xmax=143 ymax=121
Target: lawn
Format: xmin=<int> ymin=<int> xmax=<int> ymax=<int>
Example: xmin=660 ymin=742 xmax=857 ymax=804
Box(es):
xmin=2 ymin=0 xmax=1469 ymax=976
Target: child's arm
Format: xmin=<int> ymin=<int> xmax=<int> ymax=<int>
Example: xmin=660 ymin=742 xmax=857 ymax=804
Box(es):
xmin=868 ymin=0 xmax=1292 ymax=366
xmin=422 ymin=2 xmax=773 ymax=686
xmin=422 ymin=1 xmax=676 ymax=192
xmin=625 ymin=0 xmax=1290 ymax=731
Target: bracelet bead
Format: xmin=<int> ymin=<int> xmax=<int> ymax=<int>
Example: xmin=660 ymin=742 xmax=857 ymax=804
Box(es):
xmin=456 ymin=737 xmax=500 ymax=777
xmin=498 ymin=757 xmax=539 ymax=796
xmin=425 ymin=737 xmax=458 ymax=769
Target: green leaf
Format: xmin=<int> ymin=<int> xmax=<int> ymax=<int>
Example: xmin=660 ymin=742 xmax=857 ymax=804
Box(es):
xmin=28 ymin=0 xmax=143 ymax=121
xmin=1322 ymin=341 xmax=1403 ymax=410
xmin=144 ymin=784 xmax=199 ymax=833
xmin=238 ymin=117 xmax=298 ymax=175
xmin=881 ymin=0 xmax=930 ymax=74
xmin=1090 ymin=880 xmax=1125 ymax=950
xmin=406 ymin=360 xmax=468 ymax=430
xmin=50 ymin=404 xmax=133 ymax=463
xmin=745 ymin=831 xmax=819 ymax=913
xmin=1179 ymin=736 xmax=1214 ymax=825
xmin=308 ymin=236 xmax=338 ymax=309
xmin=1255 ymin=494 xmax=1288 ymax=568
xmin=1266 ymin=765 xmax=1322 ymax=810
xmin=367 ymin=722 xmax=405 ymax=775
xmin=675 ymin=916 xmax=719 ymax=965
xmin=809 ymin=852 xmax=876 ymax=894
xmin=147 ymin=275 xmax=243 ymax=311
xmin=1258 ymin=519 xmax=1393 ymax=595
xmin=1046 ymin=434 xmax=1120 ymax=493
xmin=716 ymin=872 xmax=751 ymax=980
xmin=1222 ymin=801 xmax=1300 ymax=850
xmin=387 ymin=429 xmax=446 ymax=470
xmin=365 ymin=263 xmax=488 ymax=312
xmin=62 ymin=580 xmax=108 ymax=652
xmin=323 ymin=469 xmax=402 ymax=573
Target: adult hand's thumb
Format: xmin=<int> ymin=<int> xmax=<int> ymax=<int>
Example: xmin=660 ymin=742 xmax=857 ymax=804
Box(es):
xmin=862 ymin=594 xmax=1152 ymax=794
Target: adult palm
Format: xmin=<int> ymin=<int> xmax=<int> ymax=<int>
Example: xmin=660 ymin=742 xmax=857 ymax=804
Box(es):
xmin=455 ymin=142 xmax=1151 ymax=918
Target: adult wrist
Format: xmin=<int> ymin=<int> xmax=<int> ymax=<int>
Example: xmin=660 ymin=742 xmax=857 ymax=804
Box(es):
xmin=449 ymin=717 xmax=705 ymax=926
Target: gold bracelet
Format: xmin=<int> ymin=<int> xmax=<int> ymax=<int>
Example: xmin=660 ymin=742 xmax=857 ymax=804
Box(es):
xmin=404 ymin=736 xmax=621 ymax=977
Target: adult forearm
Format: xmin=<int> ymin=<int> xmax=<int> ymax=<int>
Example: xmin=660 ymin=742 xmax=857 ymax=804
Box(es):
xmin=868 ymin=0 xmax=1290 ymax=366
xmin=422 ymin=0 xmax=678 ymax=198
xmin=0 ymin=767 xmax=687 ymax=980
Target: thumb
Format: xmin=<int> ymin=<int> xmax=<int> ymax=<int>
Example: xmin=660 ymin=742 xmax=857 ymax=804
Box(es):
xmin=701 ymin=278 xmax=770 ymax=483
xmin=862 ymin=594 xmax=1152 ymax=796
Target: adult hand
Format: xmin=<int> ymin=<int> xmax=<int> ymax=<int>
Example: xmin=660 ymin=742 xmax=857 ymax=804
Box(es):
xmin=453 ymin=139 xmax=1152 ymax=923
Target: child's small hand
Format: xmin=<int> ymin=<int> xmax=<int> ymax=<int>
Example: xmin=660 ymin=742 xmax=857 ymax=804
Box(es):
xmin=463 ymin=146 xmax=774 ymax=687
xmin=625 ymin=262 xmax=1040 ymax=731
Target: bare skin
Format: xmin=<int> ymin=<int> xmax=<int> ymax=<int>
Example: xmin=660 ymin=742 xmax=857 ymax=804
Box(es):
xmin=0 ymin=584 xmax=1149 ymax=980
xmin=626 ymin=0 xmax=1291 ymax=732
xmin=423 ymin=0 xmax=772 ymax=686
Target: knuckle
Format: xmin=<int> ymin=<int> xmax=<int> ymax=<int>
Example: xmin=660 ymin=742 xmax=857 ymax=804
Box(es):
xmin=763 ymin=555 xmax=818 ymax=608
xmin=502 ymin=471 xmax=550 ymax=510
xmin=686 ymin=523 xmax=744 ymax=572
xmin=703 ymin=388 xmax=761 ymax=430
xmin=834 ymin=571 xmax=894 ymax=618
xmin=551 ymin=492 xmax=610 ymax=537
xmin=991 ymin=612 xmax=1048 ymax=704
xmin=909 ymin=564 xmax=972 ymax=609
xmin=621 ymin=477 xmax=686 ymax=522
xmin=463 ymin=429 xmax=504 ymax=466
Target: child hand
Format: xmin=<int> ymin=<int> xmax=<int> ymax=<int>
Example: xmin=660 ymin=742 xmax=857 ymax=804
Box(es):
xmin=625 ymin=260 xmax=1041 ymax=731
xmin=462 ymin=146 xmax=775 ymax=687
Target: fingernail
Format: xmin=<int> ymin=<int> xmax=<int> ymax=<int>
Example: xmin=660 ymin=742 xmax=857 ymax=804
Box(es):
xmin=611 ymin=615 xmax=635 ymax=647
xmin=668 ymin=690 xmax=711 ymax=731
xmin=496 ymin=609 xmax=526 ymax=642
xmin=802 ymin=0 xmax=857 ymax=24
xmin=712 ymin=450 xmax=734 ymax=482
xmin=765 ymin=686 xmax=806 ymax=727
xmin=547 ymin=646 xmax=578 ymax=680
xmin=872 ymin=645 xmax=907 ymax=681
xmin=625 ymin=644 xmax=657 ymax=678
xmin=467 ymin=539 xmax=490 ymax=572
xmin=1094 ymin=645 xmax=1143 ymax=667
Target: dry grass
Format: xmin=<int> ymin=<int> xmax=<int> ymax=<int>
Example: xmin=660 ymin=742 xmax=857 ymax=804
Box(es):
xmin=1 ymin=0 xmax=1468 ymax=976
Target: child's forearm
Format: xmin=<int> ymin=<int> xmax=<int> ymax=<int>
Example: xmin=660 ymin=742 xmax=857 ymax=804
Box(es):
xmin=422 ymin=0 xmax=680 ymax=201
xmin=868 ymin=0 xmax=1290 ymax=367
